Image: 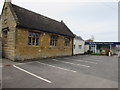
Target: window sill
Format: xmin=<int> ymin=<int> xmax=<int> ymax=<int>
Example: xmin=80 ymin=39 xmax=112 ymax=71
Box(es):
xmin=50 ymin=46 xmax=56 ymax=47
xmin=28 ymin=45 xmax=39 ymax=47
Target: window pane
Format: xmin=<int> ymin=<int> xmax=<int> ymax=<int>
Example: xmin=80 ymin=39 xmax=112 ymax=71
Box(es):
xmin=36 ymin=33 xmax=40 ymax=37
xmin=79 ymin=45 xmax=82 ymax=49
xmin=28 ymin=37 xmax=31 ymax=45
xmin=55 ymin=40 xmax=56 ymax=46
xmin=33 ymin=33 xmax=36 ymax=37
xmin=50 ymin=40 xmax=52 ymax=46
xmin=28 ymin=32 xmax=32 ymax=36
xmin=32 ymin=38 xmax=35 ymax=45
xmin=36 ymin=38 xmax=39 ymax=45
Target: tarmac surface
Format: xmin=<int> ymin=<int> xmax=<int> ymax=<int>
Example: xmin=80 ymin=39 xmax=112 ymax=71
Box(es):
xmin=1 ymin=55 xmax=119 ymax=88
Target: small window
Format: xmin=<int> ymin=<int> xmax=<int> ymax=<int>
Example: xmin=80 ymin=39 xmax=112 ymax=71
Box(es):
xmin=3 ymin=30 xmax=8 ymax=45
xmin=28 ymin=32 xmax=40 ymax=46
xmin=79 ymin=45 xmax=82 ymax=49
xmin=50 ymin=35 xmax=58 ymax=46
xmin=74 ymin=45 xmax=75 ymax=49
xmin=65 ymin=37 xmax=70 ymax=46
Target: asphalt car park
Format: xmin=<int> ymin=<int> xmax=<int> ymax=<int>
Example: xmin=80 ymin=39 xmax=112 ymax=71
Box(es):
xmin=1 ymin=55 xmax=118 ymax=88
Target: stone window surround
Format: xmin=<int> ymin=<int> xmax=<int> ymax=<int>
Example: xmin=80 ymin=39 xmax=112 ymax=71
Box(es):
xmin=28 ymin=31 xmax=40 ymax=46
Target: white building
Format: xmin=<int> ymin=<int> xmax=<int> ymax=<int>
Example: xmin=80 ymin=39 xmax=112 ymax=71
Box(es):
xmin=73 ymin=35 xmax=85 ymax=55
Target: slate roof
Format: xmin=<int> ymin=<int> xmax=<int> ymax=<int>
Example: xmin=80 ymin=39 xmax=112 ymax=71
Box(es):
xmin=74 ymin=35 xmax=84 ymax=41
xmin=11 ymin=4 xmax=74 ymax=37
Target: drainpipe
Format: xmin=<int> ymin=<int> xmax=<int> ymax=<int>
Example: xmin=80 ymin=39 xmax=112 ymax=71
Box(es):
xmin=72 ymin=38 xmax=74 ymax=56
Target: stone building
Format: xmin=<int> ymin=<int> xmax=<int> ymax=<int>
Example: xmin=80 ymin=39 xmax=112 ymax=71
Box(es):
xmin=1 ymin=2 xmax=74 ymax=61
xmin=0 ymin=15 xmax=1 ymax=37
xmin=0 ymin=15 xmax=2 ymax=57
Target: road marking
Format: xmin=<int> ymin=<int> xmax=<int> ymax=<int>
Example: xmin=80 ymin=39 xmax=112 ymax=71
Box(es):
xmin=15 ymin=62 xmax=35 ymax=65
xmin=70 ymin=57 xmax=102 ymax=62
xmin=85 ymin=59 xmax=102 ymax=62
xmin=13 ymin=65 xmax=52 ymax=83
xmin=52 ymin=59 xmax=90 ymax=68
xmin=37 ymin=61 xmax=76 ymax=73
xmin=64 ymin=58 xmax=97 ymax=64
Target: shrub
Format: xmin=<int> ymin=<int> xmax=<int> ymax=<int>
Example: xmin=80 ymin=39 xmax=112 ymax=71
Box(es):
xmin=92 ymin=53 xmax=105 ymax=55
xmin=87 ymin=50 xmax=93 ymax=54
xmin=84 ymin=52 xmax=87 ymax=54
xmin=105 ymin=49 xmax=111 ymax=56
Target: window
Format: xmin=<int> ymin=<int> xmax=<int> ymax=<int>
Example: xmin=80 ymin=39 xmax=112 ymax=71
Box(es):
xmin=79 ymin=45 xmax=82 ymax=49
xmin=74 ymin=45 xmax=75 ymax=49
xmin=28 ymin=32 xmax=40 ymax=46
xmin=50 ymin=35 xmax=58 ymax=46
xmin=64 ymin=37 xmax=70 ymax=46
xmin=3 ymin=30 xmax=8 ymax=44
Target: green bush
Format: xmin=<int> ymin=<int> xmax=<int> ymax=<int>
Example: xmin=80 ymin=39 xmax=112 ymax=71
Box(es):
xmin=105 ymin=49 xmax=111 ymax=56
xmin=92 ymin=53 xmax=105 ymax=55
xmin=87 ymin=50 xmax=93 ymax=54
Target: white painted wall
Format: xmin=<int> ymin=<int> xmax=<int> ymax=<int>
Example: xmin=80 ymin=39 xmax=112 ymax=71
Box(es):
xmin=73 ymin=38 xmax=85 ymax=55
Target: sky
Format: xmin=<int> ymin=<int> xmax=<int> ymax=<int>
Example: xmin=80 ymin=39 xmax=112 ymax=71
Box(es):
xmin=0 ymin=0 xmax=119 ymax=42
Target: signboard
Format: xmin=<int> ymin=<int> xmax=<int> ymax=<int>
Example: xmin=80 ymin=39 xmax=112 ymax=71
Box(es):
xmin=85 ymin=42 xmax=120 ymax=45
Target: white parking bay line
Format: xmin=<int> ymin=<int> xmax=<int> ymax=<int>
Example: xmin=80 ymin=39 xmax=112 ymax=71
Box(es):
xmin=64 ymin=58 xmax=97 ymax=64
xmin=52 ymin=59 xmax=90 ymax=68
xmin=84 ymin=59 xmax=102 ymax=62
xmin=15 ymin=61 xmax=36 ymax=66
xmin=66 ymin=57 xmax=102 ymax=62
xmin=36 ymin=61 xmax=76 ymax=73
xmin=13 ymin=65 xmax=52 ymax=83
